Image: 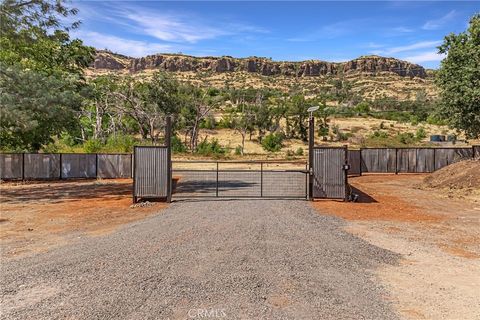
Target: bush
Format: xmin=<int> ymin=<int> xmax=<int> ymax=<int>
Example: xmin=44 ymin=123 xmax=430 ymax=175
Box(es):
xmin=286 ymin=149 xmax=295 ymax=157
xmin=337 ymin=131 xmax=352 ymax=141
xmin=295 ymin=147 xmax=304 ymax=156
xmin=105 ymin=135 xmax=135 ymax=153
xmin=171 ymin=135 xmax=187 ymax=153
xmin=196 ymin=138 xmax=225 ymax=156
xmin=397 ymin=132 xmax=416 ymax=144
xmin=199 ymin=116 xmax=216 ymax=129
xmin=415 ymin=127 xmax=427 ymax=140
xmin=83 ymin=139 xmax=103 ymax=153
xmin=355 ymin=102 xmax=371 ymax=114
xmin=261 ymin=133 xmax=283 ymax=152
xmin=234 ymin=145 xmax=242 ymax=155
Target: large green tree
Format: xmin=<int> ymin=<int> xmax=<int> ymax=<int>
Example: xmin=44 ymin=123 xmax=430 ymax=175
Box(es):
xmin=436 ymin=14 xmax=480 ymax=139
xmin=0 ymin=0 xmax=94 ymax=151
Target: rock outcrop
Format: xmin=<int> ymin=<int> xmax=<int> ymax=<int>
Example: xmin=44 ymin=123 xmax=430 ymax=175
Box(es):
xmin=92 ymin=51 xmax=427 ymax=78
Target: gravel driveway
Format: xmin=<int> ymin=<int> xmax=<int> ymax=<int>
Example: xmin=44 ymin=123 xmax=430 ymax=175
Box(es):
xmin=1 ymin=200 xmax=399 ymax=319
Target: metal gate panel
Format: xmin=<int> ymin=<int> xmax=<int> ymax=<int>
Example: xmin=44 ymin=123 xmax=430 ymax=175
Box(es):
xmin=133 ymin=146 xmax=168 ymax=201
xmin=312 ymin=147 xmax=347 ymax=199
xmin=172 ymin=161 xmax=308 ymax=199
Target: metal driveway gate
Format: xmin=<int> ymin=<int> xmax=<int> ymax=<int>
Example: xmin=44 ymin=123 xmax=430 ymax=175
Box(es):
xmin=311 ymin=147 xmax=348 ymax=200
xmin=172 ymin=161 xmax=308 ymax=199
xmin=133 ymin=146 xmax=170 ymax=203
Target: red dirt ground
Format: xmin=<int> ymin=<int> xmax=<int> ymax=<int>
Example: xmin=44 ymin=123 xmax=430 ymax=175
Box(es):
xmin=312 ymin=174 xmax=480 ymax=259
xmin=0 ymin=179 xmax=166 ymax=258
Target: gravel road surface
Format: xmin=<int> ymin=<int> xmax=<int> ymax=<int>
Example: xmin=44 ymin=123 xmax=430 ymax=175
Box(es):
xmin=1 ymin=200 xmax=399 ymax=319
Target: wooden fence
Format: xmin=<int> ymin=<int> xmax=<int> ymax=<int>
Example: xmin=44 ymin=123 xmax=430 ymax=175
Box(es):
xmin=348 ymin=146 xmax=479 ymax=175
xmin=0 ymin=153 xmax=132 ymax=180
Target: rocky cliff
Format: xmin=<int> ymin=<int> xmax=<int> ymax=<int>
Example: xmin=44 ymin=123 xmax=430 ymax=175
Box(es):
xmin=93 ymin=51 xmax=427 ymax=78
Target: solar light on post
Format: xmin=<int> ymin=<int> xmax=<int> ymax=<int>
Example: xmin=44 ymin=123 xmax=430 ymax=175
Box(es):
xmin=307 ymin=106 xmax=319 ymax=200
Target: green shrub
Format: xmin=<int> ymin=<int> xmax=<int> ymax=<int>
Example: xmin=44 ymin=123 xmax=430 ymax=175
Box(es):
xmin=171 ymin=135 xmax=187 ymax=153
xmin=337 ymin=131 xmax=352 ymax=141
xmin=370 ymin=130 xmax=389 ymax=139
xmin=196 ymin=138 xmax=225 ymax=156
xmin=105 ymin=135 xmax=136 ymax=153
xmin=234 ymin=145 xmax=242 ymax=155
xmin=261 ymin=133 xmax=283 ymax=152
xmin=396 ymin=132 xmax=416 ymax=144
xmin=83 ymin=139 xmax=103 ymax=153
xmin=415 ymin=127 xmax=427 ymax=140
xmin=199 ymin=116 xmax=216 ymax=129
xmin=295 ymin=147 xmax=304 ymax=156
xmin=355 ymin=102 xmax=371 ymax=114
xmin=286 ymin=149 xmax=295 ymax=157
xmin=217 ymin=116 xmax=233 ymax=129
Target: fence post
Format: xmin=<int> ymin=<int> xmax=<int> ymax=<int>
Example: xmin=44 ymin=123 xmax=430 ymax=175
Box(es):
xmin=260 ymin=162 xmax=263 ymax=198
xmin=216 ymin=162 xmax=219 ymax=197
xmin=21 ymin=153 xmax=25 ymax=181
xmin=344 ymin=145 xmax=349 ymax=202
xmin=308 ymin=116 xmax=314 ymax=200
xmin=165 ymin=116 xmax=172 ymax=203
xmin=59 ymin=153 xmax=63 ymax=180
xmin=132 ymin=147 xmax=137 ymax=204
xmin=95 ymin=153 xmax=98 ymax=179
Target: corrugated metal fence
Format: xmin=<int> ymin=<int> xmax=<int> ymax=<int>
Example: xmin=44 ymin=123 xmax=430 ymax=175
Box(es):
xmin=348 ymin=147 xmax=477 ymax=175
xmin=0 ymin=153 xmax=132 ymax=180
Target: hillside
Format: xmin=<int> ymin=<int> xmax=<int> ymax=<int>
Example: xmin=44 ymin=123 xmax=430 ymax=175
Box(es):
xmin=89 ymin=51 xmax=437 ymax=101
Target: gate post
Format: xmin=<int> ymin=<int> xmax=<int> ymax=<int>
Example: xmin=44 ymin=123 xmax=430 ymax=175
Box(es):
xmin=166 ymin=116 xmax=172 ymax=203
xmin=343 ymin=145 xmax=349 ymax=202
xmin=308 ymin=116 xmax=314 ymax=200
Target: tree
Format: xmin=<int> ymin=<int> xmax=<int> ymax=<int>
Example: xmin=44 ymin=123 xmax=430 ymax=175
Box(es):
xmin=179 ymin=87 xmax=220 ymax=151
xmin=0 ymin=0 xmax=95 ymax=151
xmin=0 ymin=64 xmax=83 ymax=151
xmin=111 ymin=73 xmax=181 ymax=143
xmin=436 ymin=14 xmax=480 ymax=138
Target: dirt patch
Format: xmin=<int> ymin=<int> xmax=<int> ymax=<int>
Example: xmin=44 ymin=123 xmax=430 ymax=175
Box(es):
xmin=312 ymin=174 xmax=480 ymax=319
xmin=313 ymin=175 xmax=442 ymax=222
xmin=423 ymin=159 xmax=480 ymax=189
xmin=421 ymin=159 xmax=480 ymax=202
xmin=0 ymin=179 xmax=166 ymax=259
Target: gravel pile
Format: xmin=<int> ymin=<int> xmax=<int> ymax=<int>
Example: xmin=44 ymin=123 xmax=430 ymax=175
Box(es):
xmin=1 ymin=200 xmax=399 ymax=319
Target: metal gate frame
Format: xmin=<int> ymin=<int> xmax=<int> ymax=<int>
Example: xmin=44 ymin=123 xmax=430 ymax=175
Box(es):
xmin=172 ymin=160 xmax=309 ymax=199
xmin=132 ymin=117 xmax=172 ymax=203
xmin=310 ymin=146 xmax=349 ymax=201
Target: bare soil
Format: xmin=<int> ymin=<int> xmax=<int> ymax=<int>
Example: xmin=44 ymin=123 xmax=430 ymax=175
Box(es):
xmin=312 ymin=174 xmax=480 ymax=319
xmin=0 ymin=179 xmax=166 ymax=259
xmin=422 ymin=159 xmax=480 ymax=195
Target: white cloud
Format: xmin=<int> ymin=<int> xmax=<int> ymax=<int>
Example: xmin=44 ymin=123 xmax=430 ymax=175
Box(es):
xmin=123 ymin=10 xmax=230 ymax=43
xmin=392 ymin=26 xmax=414 ymax=33
xmin=372 ymin=40 xmax=442 ymax=55
xmin=402 ymin=51 xmax=446 ymax=63
xmin=422 ymin=10 xmax=457 ymax=30
xmin=74 ymin=31 xmax=182 ymax=57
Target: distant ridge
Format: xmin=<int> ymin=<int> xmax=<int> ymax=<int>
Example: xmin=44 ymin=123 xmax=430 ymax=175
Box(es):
xmin=92 ymin=50 xmax=427 ymax=78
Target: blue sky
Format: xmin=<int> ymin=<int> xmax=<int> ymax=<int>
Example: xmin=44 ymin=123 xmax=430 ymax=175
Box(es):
xmin=72 ymin=1 xmax=479 ymax=68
